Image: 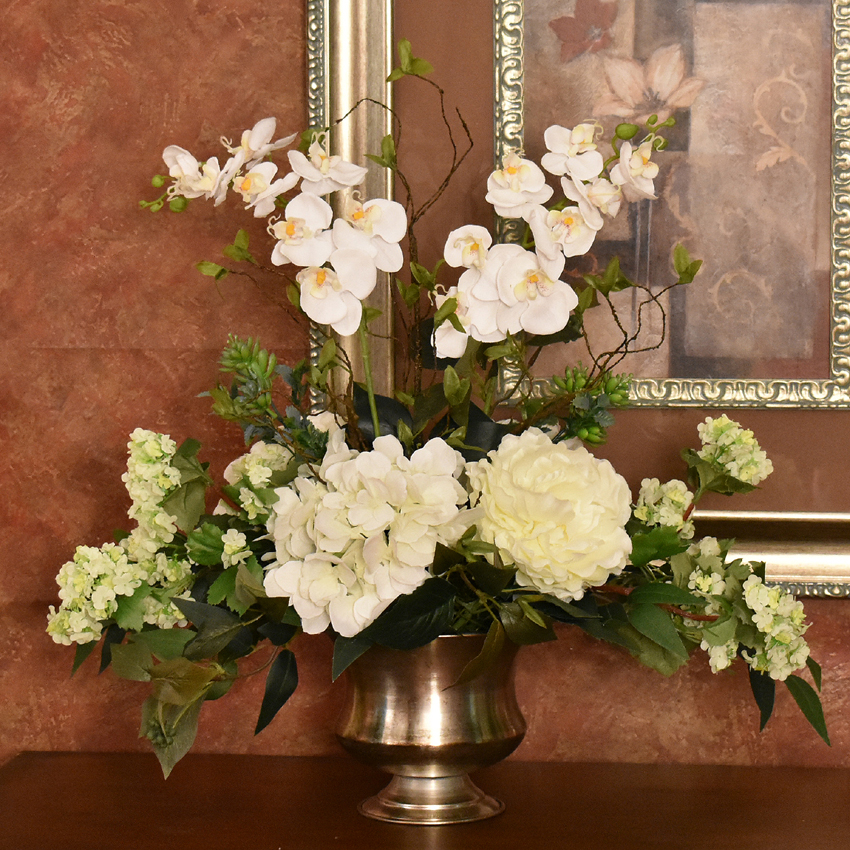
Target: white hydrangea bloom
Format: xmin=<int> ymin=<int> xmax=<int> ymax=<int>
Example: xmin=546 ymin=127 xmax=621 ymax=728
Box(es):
xmin=701 ymin=639 xmax=738 ymax=673
xmin=634 ymin=478 xmax=694 ymax=538
xmin=221 ymin=529 xmax=251 ymax=568
xmin=264 ymin=434 xmax=473 ymax=636
xmin=224 ymin=440 xmax=295 ymax=520
xmin=697 ymin=415 xmax=774 ymax=486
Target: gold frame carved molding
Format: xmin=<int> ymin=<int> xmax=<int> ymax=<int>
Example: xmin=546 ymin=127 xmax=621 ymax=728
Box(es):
xmin=307 ymin=0 xmax=395 ymax=396
xmin=495 ymin=0 xmax=850 ymax=409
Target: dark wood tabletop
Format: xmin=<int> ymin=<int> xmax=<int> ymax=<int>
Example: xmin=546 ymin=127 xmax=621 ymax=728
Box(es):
xmin=1 ymin=752 xmax=846 ymax=849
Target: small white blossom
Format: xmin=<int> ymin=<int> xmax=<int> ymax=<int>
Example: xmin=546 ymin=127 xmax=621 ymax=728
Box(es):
xmin=697 ymin=415 xmax=774 ymax=485
xmin=634 ymin=478 xmax=694 ymax=538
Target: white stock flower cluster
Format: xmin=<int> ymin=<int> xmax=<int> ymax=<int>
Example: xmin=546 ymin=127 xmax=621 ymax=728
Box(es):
xmin=683 ymin=538 xmax=811 ymax=679
xmin=697 ymin=415 xmax=774 ymax=486
xmin=163 ymin=120 xmax=408 ymax=337
xmin=467 ymin=428 xmax=632 ymax=602
xmin=221 ymin=440 xmax=295 ymax=521
xmin=263 ymin=431 xmax=473 ymax=637
xmin=634 ymin=478 xmax=694 ymax=538
xmin=47 ymin=430 xmax=191 ymax=645
xmin=434 ymin=121 xmax=662 ymax=359
xmin=741 ymin=575 xmax=810 ymax=681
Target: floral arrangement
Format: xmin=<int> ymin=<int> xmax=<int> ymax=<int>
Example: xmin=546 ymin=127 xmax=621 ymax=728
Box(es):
xmin=48 ymin=42 xmax=827 ymax=776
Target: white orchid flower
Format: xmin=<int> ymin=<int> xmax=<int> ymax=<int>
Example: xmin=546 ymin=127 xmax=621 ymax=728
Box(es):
xmin=489 ymin=245 xmax=579 ymax=336
xmin=331 ymin=197 xmax=407 ymax=273
xmin=540 ymin=124 xmax=605 ymax=182
xmin=222 ymin=116 xmax=297 ymax=170
xmin=296 ymin=249 xmax=377 ymax=335
xmin=432 ymin=287 xmax=469 ymax=359
xmin=231 ymin=162 xmax=300 ymax=217
xmin=269 ymin=192 xmax=335 ymax=267
xmin=485 ymin=152 xmax=553 ymax=218
xmin=162 ymin=145 xmax=235 ymax=203
xmin=560 ymin=175 xmax=614 ymax=232
xmin=443 ymin=225 xmax=492 ymax=269
xmin=610 ymin=139 xmax=659 ymax=201
xmin=585 ymin=177 xmax=623 ymax=220
xmin=526 ymin=205 xmax=596 ymax=267
xmin=288 ymin=135 xmax=368 ymax=195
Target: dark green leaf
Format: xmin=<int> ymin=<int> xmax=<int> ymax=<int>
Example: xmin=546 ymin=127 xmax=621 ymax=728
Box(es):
xmin=627 ymin=584 xmax=705 ymax=607
xmin=257 ymin=621 xmax=298 ymax=647
xmin=499 ymin=601 xmax=557 ymax=645
xmin=627 ymin=604 xmax=689 ymax=660
xmin=132 ymin=628 xmax=194 ymax=661
xmin=361 ymin=578 xmax=457 ymax=650
xmin=785 ymin=675 xmax=830 ymax=745
xmin=807 ymin=657 xmax=823 ymax=691
xmin=748 ymin=667 xmax=775 ymax=732
xmin=464 ymin=561 xmax=516 ymax=597
xmin=451 ymin=620 xmax=506 ymax=688
xmin=99 ymin=624 xmax=127 ymax=673
xmin=612 ymin=622 xmax=690 ymax=675
xmin=255 ymin=650 xmax=299 ymax=734
xmin=71 ymin=640 xmax=97 ymax=675
xmin=432 ymin=542 xmax=466 ymax=575
xmin=332 ymin=636 xmax=374 ymax=681
xmin=173 ymin=598 xmax=252 ymax=661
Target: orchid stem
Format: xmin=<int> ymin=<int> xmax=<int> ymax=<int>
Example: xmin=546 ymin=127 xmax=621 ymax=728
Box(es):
xmin=358 ymin=319 xmax=381 ymax=438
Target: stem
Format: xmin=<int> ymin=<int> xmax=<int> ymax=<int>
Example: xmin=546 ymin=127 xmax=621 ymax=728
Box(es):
xmin=358 ymin=318 xmax=382 ymax=438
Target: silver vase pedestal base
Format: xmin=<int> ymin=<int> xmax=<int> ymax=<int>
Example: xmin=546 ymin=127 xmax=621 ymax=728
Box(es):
xmin=358 ymin=773 xmax=504 ymax=824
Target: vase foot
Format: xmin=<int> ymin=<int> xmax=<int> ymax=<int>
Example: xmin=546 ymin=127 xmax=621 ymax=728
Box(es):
xmin=358 ymin=773 xmax=504 ymax=824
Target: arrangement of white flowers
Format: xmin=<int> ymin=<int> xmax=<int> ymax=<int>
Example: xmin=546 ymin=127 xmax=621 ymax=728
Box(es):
xmin=49 ymin=41 xmax=827 ymax=776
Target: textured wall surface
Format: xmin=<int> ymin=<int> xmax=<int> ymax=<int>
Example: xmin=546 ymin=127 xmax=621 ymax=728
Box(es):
xmin=2 ymin=0 xmax=849 ymax=776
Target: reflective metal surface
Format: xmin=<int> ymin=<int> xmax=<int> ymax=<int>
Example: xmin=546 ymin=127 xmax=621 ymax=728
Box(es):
xmin=335 ymin=635 xmax=526 ymax=824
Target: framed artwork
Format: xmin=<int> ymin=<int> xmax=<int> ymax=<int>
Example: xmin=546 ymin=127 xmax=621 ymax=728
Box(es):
xmin=495 ymin=0 xmax=850 ymax=408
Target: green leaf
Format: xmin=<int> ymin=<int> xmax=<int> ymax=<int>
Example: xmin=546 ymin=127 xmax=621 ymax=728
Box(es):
xmin=698 ymin=615 xmax=737 ymax=648
xmin=173 ymin=598 xmax=252 ymax=661
xmin=785 ymin=675 xmax=830 ymax=745
xmin=71 ymin=640 xmax=97 ymax=675
xmin=255 ymin=650 xmax=299 ymax=734
xmin=627 ymin=584 xmax=705 ymax=607
xmin=98 ymin=623 xmax=127 ymax=673
xmin=807 ymin=657 xmax=823 ymax=691
xmin=443 ymin=365 xmax=470 ymax=408
xmin=362 ymin=578 xmax=458 ymax=650
xmin=433 ymin=296 xmax=458 ymax=328
xmin=629 ymin=526 xmax=689 ymax=569
xmin=185 ymin=523 xmax=225 ymax=566
xmin=332 ymin=636 xmax=374 ymax=681
xmin=748 ymin=667 xmax=775 ymax=732
xmin=113 ymin=585 xmax=153 ymax=632
xmin=464 ymin=561 xmax=516 ymax=597
xmin=627 ymin=604 xmax=689 ymax=660
xmin=499 ymin=601 xmax=557 ymax=645
xmin=140 ymin=695 xmax=204 ymax=779
xmin=149 ymin=657 xmax=219 ymax=705
xmin=132 ymin=629 xmax=194 ymax=661
xmin=161 ymin=481 xmax=207 ymax=534
xmin=257 ymin=621 xmax=298 ymax=647
xmin=110 ymin=641 xmax=153 ymax=682
xmin=196 ymin=261 xmax=228 ymax=280
xmin=318 ymin=338 xmax=337 ymax=370
xmin=611 ymin=621 xmax=690 ymax=675
xmin=451 ymin=620 xmax=506 ymax=688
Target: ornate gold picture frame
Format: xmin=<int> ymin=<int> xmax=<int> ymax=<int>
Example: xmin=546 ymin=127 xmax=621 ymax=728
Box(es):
xmin=495 ymin=0 xmax=850 ymax=409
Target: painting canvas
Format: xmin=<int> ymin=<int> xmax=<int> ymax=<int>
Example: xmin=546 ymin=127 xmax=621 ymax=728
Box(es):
xmin=516 ymin=0 xmax=834 ymax=399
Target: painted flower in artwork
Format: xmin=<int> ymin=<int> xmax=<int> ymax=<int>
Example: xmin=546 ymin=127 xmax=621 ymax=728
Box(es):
xmin=548 ymin=0 xmax=619 ymax=63
xmin=594 ymin=43 xmax=704 ymax=124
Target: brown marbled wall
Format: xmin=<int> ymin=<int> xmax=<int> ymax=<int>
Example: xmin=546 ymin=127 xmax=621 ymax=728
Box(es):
xmin=2 ymin=0 xmax=850 ymax=776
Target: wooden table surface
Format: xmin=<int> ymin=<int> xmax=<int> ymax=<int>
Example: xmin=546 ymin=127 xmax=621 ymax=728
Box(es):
xmin=0 ymin=752 xmax=847 ymax=849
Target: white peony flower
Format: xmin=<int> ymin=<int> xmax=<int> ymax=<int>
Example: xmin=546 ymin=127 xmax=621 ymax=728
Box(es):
xmin=269 ymin=192 xmax=335 ymax=268
xmin=287 ymin=134 xmax=368 ymax=195
xmin=467 ymin=428 xmax=632 ymax=601
xmin=485 ymin=152 xmax=554 ymax=218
